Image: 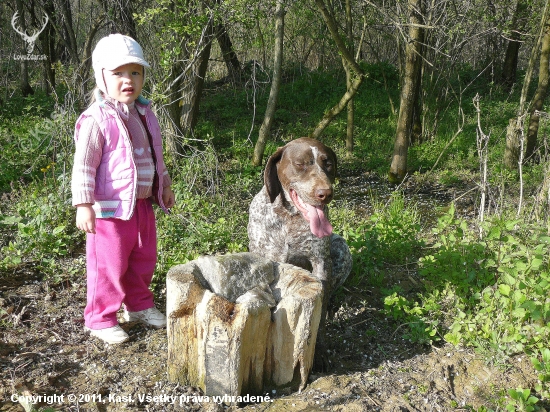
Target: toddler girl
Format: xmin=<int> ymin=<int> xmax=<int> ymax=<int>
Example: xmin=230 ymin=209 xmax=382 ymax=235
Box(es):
xmin=71 ymin=34 xmax=175 ymax=344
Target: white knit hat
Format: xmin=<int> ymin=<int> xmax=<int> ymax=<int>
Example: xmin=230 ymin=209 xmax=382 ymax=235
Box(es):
xmin=92 ymin=34 xmax=150 ymax=93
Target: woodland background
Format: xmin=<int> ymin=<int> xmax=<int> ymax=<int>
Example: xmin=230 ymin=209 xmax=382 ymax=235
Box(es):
xmin=3 ymin=0 xmax=550 ymax=410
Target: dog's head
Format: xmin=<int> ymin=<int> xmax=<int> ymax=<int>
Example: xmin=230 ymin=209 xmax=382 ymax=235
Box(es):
xmin=264 ymin=137 xmax=337 ymax=238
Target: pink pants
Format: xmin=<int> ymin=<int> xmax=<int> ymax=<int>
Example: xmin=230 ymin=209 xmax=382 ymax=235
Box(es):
xmin=84 ymin=199 xmax=157 ymax=329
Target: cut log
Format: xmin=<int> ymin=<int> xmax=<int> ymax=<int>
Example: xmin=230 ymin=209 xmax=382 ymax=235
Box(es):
xmin=264 ymin=263 xmax=324 ymax=389
xmin=166 ymin=252 xmax=323 ymax=397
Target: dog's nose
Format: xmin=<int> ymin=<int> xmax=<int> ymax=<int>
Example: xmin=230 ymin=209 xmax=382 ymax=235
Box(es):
xmin=315 ymin=189 xmax=333 ymax=203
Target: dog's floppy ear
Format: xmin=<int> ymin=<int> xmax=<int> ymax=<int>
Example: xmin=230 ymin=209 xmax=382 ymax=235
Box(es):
xmin=264 ymin=145 xmax=285 ymax=203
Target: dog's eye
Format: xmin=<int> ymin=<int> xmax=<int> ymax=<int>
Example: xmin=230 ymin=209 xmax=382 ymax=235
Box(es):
xmin=294 ymin=160 xmax=312 ymax=169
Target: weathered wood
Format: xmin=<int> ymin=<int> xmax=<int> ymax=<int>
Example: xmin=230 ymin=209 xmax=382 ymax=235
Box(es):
xmin=166 ymin=264 xmax=205 ymax=387
xmin=166 ymin=253 xmax=323 ymax=397
xmin=264 ymin=263 xmax=323 ymax=390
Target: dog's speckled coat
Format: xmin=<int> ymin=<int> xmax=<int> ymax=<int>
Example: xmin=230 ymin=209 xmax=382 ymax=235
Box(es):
xmin=248 ymin=137 xmax=352 ymax=295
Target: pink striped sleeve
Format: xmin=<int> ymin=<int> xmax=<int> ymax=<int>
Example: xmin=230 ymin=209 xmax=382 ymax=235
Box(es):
xmin=71 ymin=117 xmax=104 ymax=206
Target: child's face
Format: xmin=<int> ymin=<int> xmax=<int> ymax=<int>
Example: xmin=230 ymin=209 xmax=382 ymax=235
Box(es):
xmin=103 ymin=63 xmax=144 ymax=105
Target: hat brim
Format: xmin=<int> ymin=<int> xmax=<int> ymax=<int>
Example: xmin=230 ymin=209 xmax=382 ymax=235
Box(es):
xmin=103 ymin=56 xmax=151 ymax=70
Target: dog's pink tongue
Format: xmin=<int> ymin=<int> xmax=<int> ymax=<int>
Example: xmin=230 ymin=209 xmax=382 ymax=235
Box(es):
xmin=306 ymin=204 xmax=333 ymax=238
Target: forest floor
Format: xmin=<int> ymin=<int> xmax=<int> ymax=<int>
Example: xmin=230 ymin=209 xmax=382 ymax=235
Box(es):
xmin=0 ymin=173 xmax=542 ymax=412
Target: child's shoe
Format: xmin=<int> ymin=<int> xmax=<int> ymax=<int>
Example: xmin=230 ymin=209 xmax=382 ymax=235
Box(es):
xmin=122 ymin=306 xmax=166 ymax=328
xmin=85 ymin=325 xmax=129 ymax=344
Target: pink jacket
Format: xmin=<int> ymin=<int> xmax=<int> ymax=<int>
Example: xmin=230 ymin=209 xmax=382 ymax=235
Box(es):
xmin=73 ymin=96 xmax=170 ymax=220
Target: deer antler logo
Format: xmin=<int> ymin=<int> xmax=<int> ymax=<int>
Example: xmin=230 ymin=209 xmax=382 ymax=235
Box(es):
xmin=11 ymin=11 xmax=49 ymax=54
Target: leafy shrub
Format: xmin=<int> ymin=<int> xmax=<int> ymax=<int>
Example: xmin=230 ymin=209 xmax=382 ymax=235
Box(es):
xmin=152 ymin=162 xmax=252 ymax=287
xmin=0 ymin=90 xmax=80 ymax=280
xmin=369 ymin=191 xmax=423 ymax=262
xmin=532 ymin=348 xmax=550 ymax=400
xmin=383 ymin=292 xmax=440 ymax=344
xmin=343 ymin=191 xmax=423 ymax=290
xmin=506 ymin=388 xmax=539 ymax=412
xmin=0 ymin=179 xmax=83 ymax=281
xmin=383 ymin=202 xmax=550 ymax=371
xmin=0 ymin=91 xmax=76 ymax=193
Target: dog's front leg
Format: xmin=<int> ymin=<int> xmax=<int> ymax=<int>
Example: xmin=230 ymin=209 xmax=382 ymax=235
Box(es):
xmin=309 ymin=243 xmax=333 ymax=372
xmin=312 ymin=278 xmax=332 ymax=372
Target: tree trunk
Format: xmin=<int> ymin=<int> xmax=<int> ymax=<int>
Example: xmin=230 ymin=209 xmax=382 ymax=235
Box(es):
xmin=484 ymin=0 xmax=502 ymax=84
xmin=256 ymin=17 xmax=267 ymax=69
xmin=58 ymin=0 xmax=79 ymax=63
xmin=309 ymin=0 xmax=366 ymax=141
xmin=77 ymin=14 xmax=106 ymax=106
xmin=389 ymin=0 xmax=424 ymax=184
xmin=98 ymin=0 xmax=137 ymax=39
xmin=410 ymin=27 xmax=425 ymax=145
xmin=525 ymin=13 xmax=550 ymax=162
xmin=500 ymin=0 xmax=528 ymax=92
xmin=365 ymin=30 xmax=396 ymax=115
xmin=166 ymin=60 xmax=185 ymax=154
xmin=215 ymin=23 xmax=241 ymax=83
xmin=504 ymin=117 xmax=523 ymax=169
xmin=314 ymin=0 xmax=363 ymax=75
xmin=15 ymin=0 xmax=33 ymax=96
xmin=501 ymin=41 xmax=521 ymax=92
xmin=504 ymin=0 xmax=550 ymax=169
xmin=411 ymin=83 xmax=423 ymax=144
xmin=117 ymin=0 xmax=137 ymax=39
xmin=180 ymin=17 xmax=215 ymax=147
xmin=26 ymin=0 xmax=53 ymax=94
xmin=344 ymin=0 xmax=354 ymax=155
xmin=345 ymin=69 xmax=354 ymax=154
xmin=253 ymin=0 xmax=285 ymax=167
xmin=40 ymin=0 xmax=56 ymax=94
xmin=310 ymin=74 xmax=364 ymax=140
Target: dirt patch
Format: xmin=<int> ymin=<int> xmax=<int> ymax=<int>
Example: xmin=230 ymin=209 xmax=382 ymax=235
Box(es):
xmin=0 ymin=261 xmax=539 ymax=412
xmin=246 ymin=351 xmax=536 ymax=411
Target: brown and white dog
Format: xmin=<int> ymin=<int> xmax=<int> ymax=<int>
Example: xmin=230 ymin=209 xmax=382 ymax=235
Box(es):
xmin=248 ymin=137 xmax=352 ymax=369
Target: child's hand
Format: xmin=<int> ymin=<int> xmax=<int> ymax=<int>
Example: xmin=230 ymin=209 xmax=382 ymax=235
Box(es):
xmin=162 ymin=186 xmax=175 ymax=209
xmin=76 ymin=204 xmax=96 ymax=234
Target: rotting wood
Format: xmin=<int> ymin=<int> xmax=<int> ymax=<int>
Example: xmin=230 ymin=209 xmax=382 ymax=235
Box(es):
xmin=166 ymin=253 xmax=323 ymax=398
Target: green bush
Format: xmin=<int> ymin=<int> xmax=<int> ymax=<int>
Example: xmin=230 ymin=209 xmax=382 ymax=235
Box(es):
xmin=0 ymin=178 xmax=83 ymax=281
xmin=0 ymin=91 xmax=76 ymax=193
xmin=343 ymin=191 xmax=423 ymax=290
xmin=384 ymin=203 xmax=550 ymax=372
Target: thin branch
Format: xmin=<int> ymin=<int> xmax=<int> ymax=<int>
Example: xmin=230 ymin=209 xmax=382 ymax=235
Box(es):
xmin=517 ymin=115 xmax=526 ymax=217
xmin=474 ymin=94 xmax=490 ymax=238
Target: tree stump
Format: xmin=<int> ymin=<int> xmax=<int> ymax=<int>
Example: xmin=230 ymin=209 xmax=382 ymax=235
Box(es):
xmin=166 ymin=252 xmax=323 ymax=397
